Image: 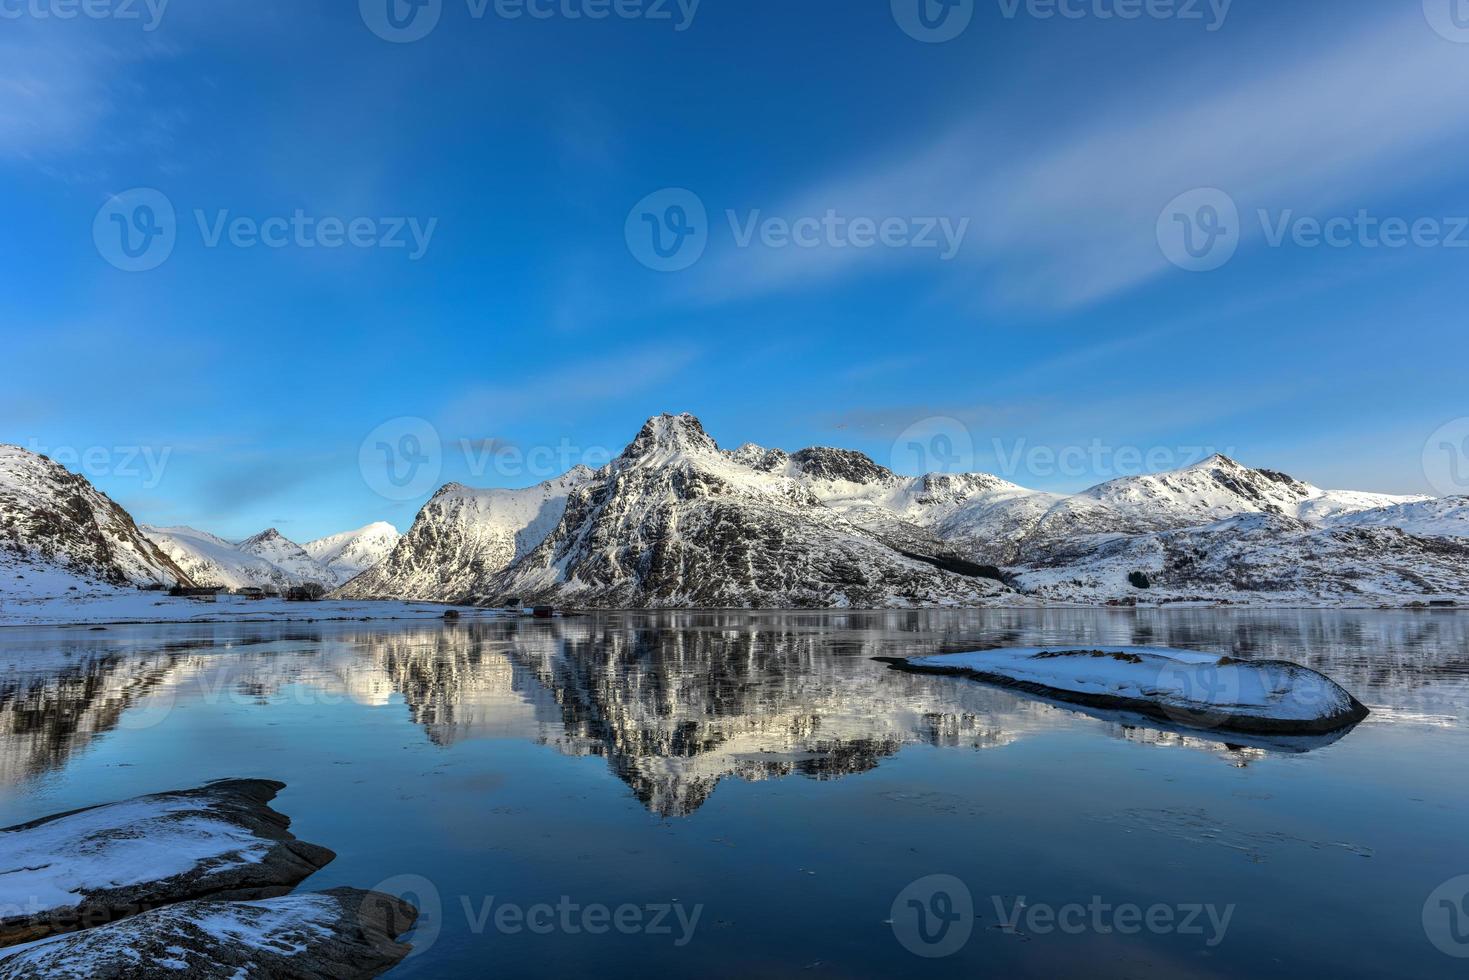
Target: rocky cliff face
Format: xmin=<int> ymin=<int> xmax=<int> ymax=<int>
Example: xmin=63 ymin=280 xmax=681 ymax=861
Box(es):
xmin=0 ymin=445 xmax=190 ymax=588
xmin=485 ymin=415 xmax=1010 ymax=608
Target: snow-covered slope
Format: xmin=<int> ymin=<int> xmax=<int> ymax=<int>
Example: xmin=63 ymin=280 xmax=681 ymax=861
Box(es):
xmin=1013 ymin=455 xmax=1426 ymax=560
xmin=0 ymin=445 xmax=189 ymax=589
xmin=366 ymin=415 xmax=1013 ymax=608
xmin=236 ymin=529 xmax=335 ymax=587
xmin=303 ymin=521 xmax=400 ymax=585
xmin=1325 ymin=496 xmax=1469 ymax=539
xmin=1014 ymin=512 xmax=1469 ymax=604
xmin=142 ymin=526 xmax=307 ymax=592
xmin=336 ymin=469 xmax=596 ymax=602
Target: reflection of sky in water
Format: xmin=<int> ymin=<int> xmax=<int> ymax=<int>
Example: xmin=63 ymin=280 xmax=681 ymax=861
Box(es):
xmin=0 ymin=610 xmax=1466 ymax=978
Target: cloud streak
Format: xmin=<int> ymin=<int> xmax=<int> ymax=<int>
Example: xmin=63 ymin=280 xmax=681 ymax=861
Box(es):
xmin=682 ymin=10 xmax=1469 ymax=312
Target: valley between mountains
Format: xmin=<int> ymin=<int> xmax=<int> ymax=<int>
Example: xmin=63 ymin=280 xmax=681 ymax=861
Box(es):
xmin=3 ymin=415 xmax=1468 ymax=616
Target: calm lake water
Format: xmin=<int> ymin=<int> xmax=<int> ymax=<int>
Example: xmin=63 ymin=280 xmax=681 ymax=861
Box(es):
xmin=1 ymin=610 xmax=1466 ymax=978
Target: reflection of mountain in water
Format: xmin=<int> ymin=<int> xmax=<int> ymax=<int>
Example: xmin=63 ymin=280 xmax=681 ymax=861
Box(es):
xmin=2 ymin=610 xmax=1464 ymax=813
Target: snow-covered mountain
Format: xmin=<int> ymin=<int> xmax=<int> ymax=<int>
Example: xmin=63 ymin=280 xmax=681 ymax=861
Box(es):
xmin=335 ymin=414 xmax=1469 ymax=608
xmin=344 ymin=415 xmax=1014 ymax=607
xmin=236 ymin=529 xmax=336 ymax=586
xmin=0 ymin=445 xmax=190 ymax=589
xmin=142 ymin=526 xmax=312 ymax=592
xmin=5 ymin=420 xmax=1464 ymax=609
xmin=338 ymin=469 xmax=595 ymax=602
xmin=303 ymin=522 xmax=401 ymax=586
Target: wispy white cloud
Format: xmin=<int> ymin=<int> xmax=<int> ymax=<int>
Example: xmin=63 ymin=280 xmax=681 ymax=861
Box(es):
xmin=683 ymin=10 xmax=1469 ymax=312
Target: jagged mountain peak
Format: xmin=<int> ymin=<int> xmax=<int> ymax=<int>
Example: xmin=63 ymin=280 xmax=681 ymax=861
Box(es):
xmin=621 ymin=413 xmax=720 ymax=462
xmin=240 ymin=528 xmax=290 ymax=547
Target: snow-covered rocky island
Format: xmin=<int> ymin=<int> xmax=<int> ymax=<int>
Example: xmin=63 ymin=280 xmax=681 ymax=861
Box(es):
xmin=879 ymin=646 xmax=1371 ymax=735
xmin=0 ymin=780 xmax=417 ymax=978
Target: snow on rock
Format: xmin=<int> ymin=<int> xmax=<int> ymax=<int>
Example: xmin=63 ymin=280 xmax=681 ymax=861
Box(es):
xmin=236 ymin=530 xmax=335 ymax=588
xmin=1013 ymin=512 xmax=1469 ymax=605
xmin=486 ymin=414 xmax=1012 ymax=608
xmin=142 ymin=526 xmax=306 ymax=592
xmin=0 ymin=887 xmax=416 ymax=979
xmin=333 ymin=414 xmax=1468 ymax=609
xmin=303 ymin=522 xmax=401 ymax=586
xmin=0 ymin=446 xmax=189 ymax=589
xmin=336 ymin=468 xmax=595 ymax=602
xmin=886 ymin=645 xmax=1370 ymax=735
xmin=0 ymin=779 xmax=334 ymax=946
xmin=1325 ymin=496 xmax=1469 ymax=539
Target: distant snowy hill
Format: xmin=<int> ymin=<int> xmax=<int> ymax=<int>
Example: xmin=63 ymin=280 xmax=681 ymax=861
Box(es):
xmin=1324 ymin=496 xmax=1469 ymax=540
xmin=236 ymin=529 xmax=337 ymax=587
xmin=334 ymin=414 xmax=1469 ymax=608
xmin=143 ymin=526 xmax=310 ymax=592
xmin=0 ymin=445 xmax=189 ymax=589
xmin=304 ymin=522 xmax=401 ymax=586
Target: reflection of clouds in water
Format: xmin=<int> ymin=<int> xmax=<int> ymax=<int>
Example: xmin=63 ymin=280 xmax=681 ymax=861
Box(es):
xmin=0 ymin=609 xmax=1465 ymax=812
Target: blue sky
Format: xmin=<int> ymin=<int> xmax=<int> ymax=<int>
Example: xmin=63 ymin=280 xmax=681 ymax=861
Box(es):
xmin=4 ymin=0 xmax=1468 ymax=540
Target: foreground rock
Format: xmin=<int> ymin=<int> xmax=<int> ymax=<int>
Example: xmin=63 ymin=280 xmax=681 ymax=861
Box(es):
xmin=0 ymin=887 xmax=417 ymax=979
xmin=0 ymin=779 xmax=334 ymax=946
xmin=879 ymin=646 xmax=1370 ymax=735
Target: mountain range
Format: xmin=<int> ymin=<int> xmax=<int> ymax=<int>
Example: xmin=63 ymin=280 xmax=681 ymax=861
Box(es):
xmin=4 ymin=415 xmax=1468 ymax=608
